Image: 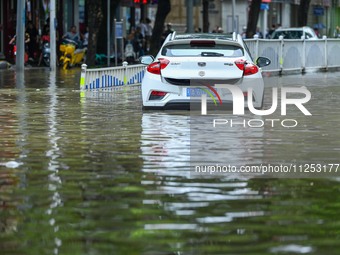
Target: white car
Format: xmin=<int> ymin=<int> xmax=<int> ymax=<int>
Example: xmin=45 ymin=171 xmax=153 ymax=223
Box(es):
xmin=140 ymin=32 xmax=271 ymax=110
xmin=271 ymin=26 xmax=319 ymax=39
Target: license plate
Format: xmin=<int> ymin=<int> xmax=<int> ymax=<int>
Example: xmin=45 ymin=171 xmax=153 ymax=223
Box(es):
xmin=186 ymin=88 xmax=208 ymax=97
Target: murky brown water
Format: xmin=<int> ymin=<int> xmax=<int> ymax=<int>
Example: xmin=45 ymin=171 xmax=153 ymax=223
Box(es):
xmin=0 ymin=68 xmax=340 ymax=254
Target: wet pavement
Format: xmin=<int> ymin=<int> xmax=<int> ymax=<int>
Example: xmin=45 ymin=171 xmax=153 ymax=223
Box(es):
xmin=0 ymin=67 xmax=340 ymax=254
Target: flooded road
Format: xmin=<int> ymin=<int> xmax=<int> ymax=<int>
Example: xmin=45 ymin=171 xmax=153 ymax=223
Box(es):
xmin=0 ymin=68 xmax=340 ymax=254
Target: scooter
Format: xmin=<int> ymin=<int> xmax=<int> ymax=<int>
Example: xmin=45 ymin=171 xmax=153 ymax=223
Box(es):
xmin=41 ymin=42 xmax=50 ymax=67
xmin=9 ymin=36 xmax=29 ymax=64
xmin=125 ymin=42 xmax=136 ymax=64
xmin=59 ymin=38 xmax=86 ymax=70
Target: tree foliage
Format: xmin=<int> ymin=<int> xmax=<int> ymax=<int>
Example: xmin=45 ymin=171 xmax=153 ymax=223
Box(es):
xmin=245 ymin=0 xmax=261 ymax=38
xmin=202 ymin=0 xmax=209 ymax=32
xmin=86 ymin=0 xmax=104 ymax=66
xmin=97 ymin=0 xmax=121 ymax=56
xmin=149 ymin=0 xmax=171 ymax=56
xmin=86 ymin=0 xmax=121 ymax=67
xmin=298 ymin=0 xmax=311 ymax=26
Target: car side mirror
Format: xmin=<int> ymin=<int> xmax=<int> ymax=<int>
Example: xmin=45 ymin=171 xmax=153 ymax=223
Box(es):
xmin=140 ymin=55 xmax=154 ymax=65
xmin=256 ymin=57 xmax=271 ymax=68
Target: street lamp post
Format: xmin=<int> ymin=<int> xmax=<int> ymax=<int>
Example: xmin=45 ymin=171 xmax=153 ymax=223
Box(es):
xmin=16 ymin=0 xmax=25 ymax=71
xmin=107 ymin=0 xmax=111 ymax=67
xmin=50 ymin=0 xmax=56 ymax=71
xmin=232 ymin=0 xmax=236 ymax=32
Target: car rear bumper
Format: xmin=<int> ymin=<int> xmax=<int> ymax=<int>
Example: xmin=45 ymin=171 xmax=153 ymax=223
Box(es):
xmin=143 ymin=100 xmax=235 ymax=111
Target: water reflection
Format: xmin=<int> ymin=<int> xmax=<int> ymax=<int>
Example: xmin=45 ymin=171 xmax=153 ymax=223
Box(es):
xmin=46 ymin=71 xmax=63 ymax=254
xmin=141 ymin=112 xmax=190 ymax=175
xmin=0 ymin=71 xmax=340 ymax=254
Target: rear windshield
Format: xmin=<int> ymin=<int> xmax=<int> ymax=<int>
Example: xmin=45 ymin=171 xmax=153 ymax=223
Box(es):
xmin=271 ymin=30 xmax=303 ymax=39
xmin=161 ymin=43 xmax=244 ymax=57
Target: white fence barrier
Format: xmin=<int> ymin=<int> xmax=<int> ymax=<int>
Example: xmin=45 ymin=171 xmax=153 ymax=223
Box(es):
xmin=80 ymin=38 xmax=340 ymax=91
xmin=80 ymin=62 xmax=145 ymax=91
xmin=244 ymin=37 xmax=340 ymax=73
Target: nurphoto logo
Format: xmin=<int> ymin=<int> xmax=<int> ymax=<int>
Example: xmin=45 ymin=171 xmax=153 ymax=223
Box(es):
xmin=199 ymin=84 xmax=312 ymax=128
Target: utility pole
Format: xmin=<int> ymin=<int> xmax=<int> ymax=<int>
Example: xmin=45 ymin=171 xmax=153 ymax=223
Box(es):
xmin=50 ymin=0 xmax=56 ymax=71
xmin=107 ymin=0 xmax=111 ymax=67
xmin=16 ymin=0 xmax=26 ymax=71
xmin=232 ymin=0 xmax=236 ymax=32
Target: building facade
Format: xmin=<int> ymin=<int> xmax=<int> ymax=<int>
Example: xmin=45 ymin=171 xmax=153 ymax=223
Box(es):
xmin=1 ymin=0 xmax=340 ymax=61
xmin=165 ymin=0 xmax=339 ymax=38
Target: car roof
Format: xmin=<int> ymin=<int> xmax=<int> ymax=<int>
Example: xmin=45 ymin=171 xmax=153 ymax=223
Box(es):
xmin=275 ymin=26 xmax=313 ymax=31
xmin=157 ymin=31 xmax=252 ymax=60
xmin=164 ymin=33 xmax=242 ymax=48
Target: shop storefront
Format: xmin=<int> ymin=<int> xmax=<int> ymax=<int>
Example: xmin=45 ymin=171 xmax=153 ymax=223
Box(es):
xmin=0 ymin=0 xmax=86 ymax=61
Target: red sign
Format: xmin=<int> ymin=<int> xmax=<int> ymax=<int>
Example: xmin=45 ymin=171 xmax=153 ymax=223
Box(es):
xmin=134 ymin=0 xmax=148 ymax=3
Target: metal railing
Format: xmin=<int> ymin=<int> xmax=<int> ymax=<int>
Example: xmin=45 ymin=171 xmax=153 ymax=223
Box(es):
xmin=80 ymin=62 xmax=145 ymax=91
xmin=244 ymin=36 xmax=340 ymax=73
xmin=80 ymin=37 xmax=340 ymax=91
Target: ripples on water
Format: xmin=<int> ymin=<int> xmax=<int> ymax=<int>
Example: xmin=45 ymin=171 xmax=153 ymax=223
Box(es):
xmin=0 ymin=69 xmax=340 ymax=254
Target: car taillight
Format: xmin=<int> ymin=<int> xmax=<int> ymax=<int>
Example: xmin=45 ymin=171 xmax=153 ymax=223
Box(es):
xmin=234 ymin=59 xmax=259 ymax=76
xmin=235 ymin=59 xmax=246 ymax=70
xmin=146 ymin=58 xmax=170 ymax=75
xmin=244 ymin=64 xmax=259 ymax=75
xmin=149 ymin=90 xmax=168 ymax=100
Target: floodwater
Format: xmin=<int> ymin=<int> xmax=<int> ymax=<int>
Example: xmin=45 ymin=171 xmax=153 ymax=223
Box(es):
xmin=0 ymin=68 xmax=340 ymax=255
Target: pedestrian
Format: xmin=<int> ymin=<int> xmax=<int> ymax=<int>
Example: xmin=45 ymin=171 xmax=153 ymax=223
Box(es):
xmin=42 ymin=17 xmax=50 ymax=38
xmin=255 ymin=27 xmax=263 ymax=38
xmin=26 ymin=21 xmax=39 ymax=62
xmin=161 ymin=23 xmax=173 ymax=44
xmin=62 ymin=25 xmax=81 ymax=46
xmin=145 ymin=18 xmax=153 ymax=53
xmin=241 ymin=26 xmax=247 ymax=38
xmin=133 ymin=26 xmax=145 ymax=58
xmin=212 ymin=26 xmax=221 ymax=33
xmin=138 ymin=19 xmax=147 ymax=38
xmin=267 ymin=24 xmax=276 ymax=38
xmin=82 ymin=27 xmax=89 ymax=47
xmin=195 ymin=27 xmax=202 ymax=33
xmin=9 ymin=30 xmax=30 ymax=64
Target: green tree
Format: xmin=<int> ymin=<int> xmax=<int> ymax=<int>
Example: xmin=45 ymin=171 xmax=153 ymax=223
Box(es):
xmin=149 ymin=0 xmax=171 ymax=56
xmin=86 ymin=0 xmax=104 ymax=66
xmin=86 ymin=0 xmax=121 ymax=67
xmin=202 ymin=0 xmax=209 ymax=32
xmin=245 ymin=0 xmax=261 ymax=38
xmin=97 ymin=0 xmax=122 ymax=56
xmin=298 ymin=0 xmax=311 ymax=26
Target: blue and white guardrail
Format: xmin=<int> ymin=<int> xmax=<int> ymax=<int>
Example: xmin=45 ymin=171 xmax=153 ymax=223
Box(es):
xmin=80 ymin=62 xmax=145 ymax=91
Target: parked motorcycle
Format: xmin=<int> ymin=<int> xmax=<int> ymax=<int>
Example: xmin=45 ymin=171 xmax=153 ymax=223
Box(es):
xmin=59 ymin=39 xmax=86 ymax=70
xmin=125 ymin=42 xmax=136 ymax=64
xmin=9 ymin=35 xmax=29 ymax=64
xmin=41 ymin=42 xmax=50 ymax=67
